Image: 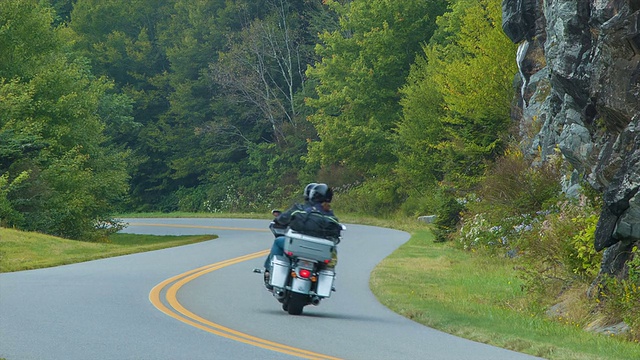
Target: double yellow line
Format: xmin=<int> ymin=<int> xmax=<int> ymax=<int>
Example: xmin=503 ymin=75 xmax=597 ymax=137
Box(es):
xmin=149 ymin=250 xmax=342 ymax=360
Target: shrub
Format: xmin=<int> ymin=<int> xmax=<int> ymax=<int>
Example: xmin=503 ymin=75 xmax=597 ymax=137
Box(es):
xmin=474 ymin=147 xmax=561 ymax=222
xmin=431 ymin=187 xmax=465 ymax=242
xmin=331 ymin=178 xmax=400 ymax=216
xmin=399 ymin=186 xmax=442 ymax=217
xmin=211 ymin=185 xmax=273 ymax=213
xmin=457 ymin=210 xmax=536 ymax=255
xmin=0 ymin=171 xmax=29 ymax=227
xmin=516 ymin=198 xmax=601 ymax=298
xmin=567 ymin=214 xmax=601 ymax=279
xmin=455 ymin=147 xmax=561 ymax=252
xmin=451 ymin=147 xmax=607 ymax=306
xmin=598 ymin=246 xmax=640 ymax=340
xmin=175 ymin=186 xmax=209 ymax=212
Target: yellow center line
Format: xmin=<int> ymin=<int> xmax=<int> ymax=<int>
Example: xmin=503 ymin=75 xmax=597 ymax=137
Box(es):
xmin=127 ymin=222 xmax=269 ymax=232
xmin=149 ymin=250 xmax=342 ymax=360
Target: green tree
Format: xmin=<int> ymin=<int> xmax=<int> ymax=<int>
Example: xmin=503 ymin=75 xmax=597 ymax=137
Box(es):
xmin=395 ymin=0 xmax=517 ymax=234
xmin=0 ymin=0 xmax=130 ymax=239
xmin=396 ymin=54 xmax=447 ymax=192
xmin=0 ymin=170 xmax=29 ymax=227
xmin=305 ymin=0 xmax=447 ymax=180
xmin=142 ymin=0 xmax=230 ymax=211
xmin=397 ymin=0 xmax=517 ymax=189
xmin=68 ymin=0 xmax=318 ymax=211
xmin=426 ymin=0 xmax=517 ymax=186
xmin=70 ymin=0 xmax=172 ymax=209
xmin=0 ymin=0 xmax=58 ymax=79
xmin=206 ymin=0 xmax=319 ymax=199
xmin=47 ymin=0 xmax=74 ymax=25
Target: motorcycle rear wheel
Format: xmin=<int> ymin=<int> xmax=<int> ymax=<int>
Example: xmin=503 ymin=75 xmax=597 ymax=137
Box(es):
xmin=287 ymin=293 xmax=307 ymax=315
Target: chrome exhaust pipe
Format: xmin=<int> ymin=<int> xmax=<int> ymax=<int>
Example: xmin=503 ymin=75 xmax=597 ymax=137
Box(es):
xmin=274 ymin=289 xmax=285 ymax=300
xmin=310 ymin=296 xmax=321 ymax=306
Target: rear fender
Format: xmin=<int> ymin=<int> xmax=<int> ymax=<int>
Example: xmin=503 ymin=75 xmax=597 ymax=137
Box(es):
xmin=290 ymin=276 xmax=312 ymax=294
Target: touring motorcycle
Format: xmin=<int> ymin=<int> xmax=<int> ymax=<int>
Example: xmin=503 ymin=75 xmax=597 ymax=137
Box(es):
xmin=254 ymin=215 xmax=344 ymax=315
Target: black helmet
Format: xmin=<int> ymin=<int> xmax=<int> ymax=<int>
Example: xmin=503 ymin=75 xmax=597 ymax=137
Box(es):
xmin=309 ymin=183 xmax=333 ymax=203
xmin=303 ymin=182 xmax=317 ymax=201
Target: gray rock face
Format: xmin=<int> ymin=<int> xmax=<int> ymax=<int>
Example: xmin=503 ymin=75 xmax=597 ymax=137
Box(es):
xmin=502 ymin=0 xmax=640 ymax=278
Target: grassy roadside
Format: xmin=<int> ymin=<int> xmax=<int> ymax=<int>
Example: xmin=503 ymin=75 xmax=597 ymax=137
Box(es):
xmin=370 ymin=229 xmax=640 ymax=360
xmin=0 ymin=227 xmax=215 ymax=272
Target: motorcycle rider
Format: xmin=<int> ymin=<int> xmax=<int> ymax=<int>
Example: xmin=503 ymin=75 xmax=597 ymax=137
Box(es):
xmin=269 ymin=182 xmax=316 ymax=232
xmin=305 ymin=183 xmax=335 ymax=216
xmin=263 ymin=183 xmax=337 ymax=287
xmin=263 ymin=183 xmax=317 ymax=285
xmin=304 ymin=184 xmax=339 ymax=270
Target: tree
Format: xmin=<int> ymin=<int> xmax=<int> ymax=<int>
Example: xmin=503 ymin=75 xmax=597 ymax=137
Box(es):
xmin=47 ymin=0 xmax=74 ymax=25
xmin=305 ymin=0 xmax=447 ymax=180
xmin=0 ymin=0 xmax=58 ymax=79
xmin=68 ymin=0 xmax=319 ymax=211
xmin=0 ymin=0 xmax=130 ymax=239
xmin=427 ymin=0 xmax=517 ymax=186
xmin=397 ymin=0 xmax=517 ymax=192
xmin=396 ymin=55 xmax=447 ymax=195
xmin=394 ymin=0 xmax=517 ymax=235
xmin=70 ymin=0 xmax=172 ymax=209
xmin=199 ymin=0 xmax=325 ymax=205
xmin=211 ymin=5 xmax=306 ymax=144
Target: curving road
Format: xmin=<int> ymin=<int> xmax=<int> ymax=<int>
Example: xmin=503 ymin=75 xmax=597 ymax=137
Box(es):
xmin=0 ymin=218 xmax=542 ymax=359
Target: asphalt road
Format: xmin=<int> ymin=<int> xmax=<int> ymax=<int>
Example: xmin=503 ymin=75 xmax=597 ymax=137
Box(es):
xmin=0 ymin=218 xmax=543 ymax=360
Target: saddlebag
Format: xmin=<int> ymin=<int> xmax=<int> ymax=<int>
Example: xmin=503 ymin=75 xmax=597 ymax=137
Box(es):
xmin=316 ymin=269 xmax=335 ymax=297
xmin=269 ymin=255 xmax=290 ymax=288
xmin=283 ymin=229 xmax=335 ymax=262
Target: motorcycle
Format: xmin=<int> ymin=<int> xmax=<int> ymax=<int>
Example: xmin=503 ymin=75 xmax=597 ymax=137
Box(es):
xmin=255 ymin=211 xmax=345 ymax=315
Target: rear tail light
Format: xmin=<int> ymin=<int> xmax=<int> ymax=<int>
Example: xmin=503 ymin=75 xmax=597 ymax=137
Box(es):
xmin=324 ymin=259 xmax=330 ymax=264
xmin=299 ymin=269 xmax=311 ymax=278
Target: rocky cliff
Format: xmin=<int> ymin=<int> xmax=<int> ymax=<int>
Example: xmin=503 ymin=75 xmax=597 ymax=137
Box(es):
xmin=502 ymin=0 xmax=640 ymax=281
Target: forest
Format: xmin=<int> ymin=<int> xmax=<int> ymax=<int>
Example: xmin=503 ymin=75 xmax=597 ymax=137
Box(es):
xmin=1 ymin=0 xmax=517 ymax=239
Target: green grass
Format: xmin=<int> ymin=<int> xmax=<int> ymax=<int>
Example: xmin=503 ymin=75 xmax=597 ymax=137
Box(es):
xmin=0 ymin=228 xmax=215 ymax=272
xmin=370 ymin=229 xmax=640 ymax=360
